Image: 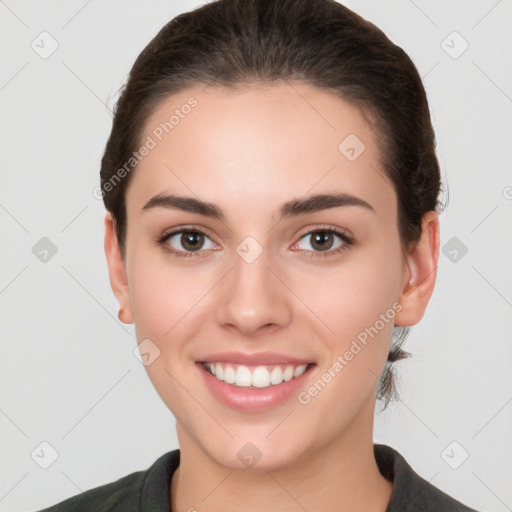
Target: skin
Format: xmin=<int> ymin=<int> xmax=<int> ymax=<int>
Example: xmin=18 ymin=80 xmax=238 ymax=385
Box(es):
xmin=104 ymin=81 xmax=439 ymax=512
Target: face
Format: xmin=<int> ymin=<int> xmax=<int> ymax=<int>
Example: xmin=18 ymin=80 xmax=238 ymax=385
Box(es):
xmin=105 ymin=82 xmax=437 ymax=471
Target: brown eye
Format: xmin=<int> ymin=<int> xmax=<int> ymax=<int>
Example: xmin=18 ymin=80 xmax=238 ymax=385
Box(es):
xmin=159 ymin=228 xmax=216 ymax=258
xmin=179 ymin=231 xmax=205 ymax=251
xmin=309 ymin=231 xmax=336 ymax=251
xmin=293 ymin=228 xmax=353 ymax=258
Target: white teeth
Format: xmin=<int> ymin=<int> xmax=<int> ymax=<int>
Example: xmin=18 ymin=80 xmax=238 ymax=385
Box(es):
xmin=270 ymin=366 xmax=283 ymax=385
xmin=294 ymin=364 xmax=307 ymax=377
xmin=224 ymin=365 xmax=236 ymax=384
xmin=283 ymin=366 xmax=294 ymax=381
xmin=235 ymin=365 xmax=252 ymax=387
xmin=252 ymin=366 xmax=271 ymax=388
xmin=203 ymin=362 xmax=309 ymax=388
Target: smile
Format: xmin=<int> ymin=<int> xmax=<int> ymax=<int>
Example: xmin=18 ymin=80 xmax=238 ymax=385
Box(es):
xmin=202 ymin=362 xmax=311 ymax=389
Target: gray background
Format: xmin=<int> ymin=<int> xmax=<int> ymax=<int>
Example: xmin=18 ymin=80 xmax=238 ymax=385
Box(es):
xmin=1 ymin=0 xmax=511 ymax=511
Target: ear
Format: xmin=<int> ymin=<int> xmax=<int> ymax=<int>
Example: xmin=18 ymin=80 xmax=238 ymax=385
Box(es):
xmin=104 ymin=212 xmax=133 ymax=324
xmin=394 ymin=210 xmax=440 ymax=327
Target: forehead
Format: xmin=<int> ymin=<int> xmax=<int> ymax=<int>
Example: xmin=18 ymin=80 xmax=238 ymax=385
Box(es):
xmin=126 ymin=82 xmax=396 ymax=219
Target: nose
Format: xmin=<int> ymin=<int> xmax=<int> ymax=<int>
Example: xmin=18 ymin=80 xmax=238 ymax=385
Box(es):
xmin=214 ymin=247 xmax=292 ymax=337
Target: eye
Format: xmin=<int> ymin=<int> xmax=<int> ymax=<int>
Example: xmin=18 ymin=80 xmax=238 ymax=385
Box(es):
xmin=158 ymin=228 xmax=217 ymax=258
xmin=157 ymin=225 xmax=353 ymax=259
xmin=292 ymin=227 xmax=353 ymax=258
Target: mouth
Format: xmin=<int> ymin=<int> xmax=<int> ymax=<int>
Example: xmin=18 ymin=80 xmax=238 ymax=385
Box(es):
xmin=200 ymin=361 xmax=315 ymax=389
xmin=195 ymin=351 xmax=317 ymax=411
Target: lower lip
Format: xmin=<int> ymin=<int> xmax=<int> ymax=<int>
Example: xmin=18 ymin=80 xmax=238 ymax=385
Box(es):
xmin=197 ymin=362 xmax=315 ymax=412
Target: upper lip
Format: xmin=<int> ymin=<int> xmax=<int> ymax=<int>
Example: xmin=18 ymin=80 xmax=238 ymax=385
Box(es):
xmin=197 ymin=351 xmax=314 ymax=366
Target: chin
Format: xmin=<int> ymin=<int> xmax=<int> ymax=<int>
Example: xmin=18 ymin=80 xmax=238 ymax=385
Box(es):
xmin=200 ymin=436 xmax=307 ymax=473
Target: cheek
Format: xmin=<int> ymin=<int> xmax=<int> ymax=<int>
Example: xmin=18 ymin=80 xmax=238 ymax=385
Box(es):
xmin=297 ymin=248 xmax=402 ymax=344
xmin=127 ymin=249 xmax=215 ymax=346
xmin=129 ymin=273 xmax=176 ymax=340
xmin=126 ymin=255 xmax=213 ymax=416
xmin=291 ymin=256 xmax=401 ymax=422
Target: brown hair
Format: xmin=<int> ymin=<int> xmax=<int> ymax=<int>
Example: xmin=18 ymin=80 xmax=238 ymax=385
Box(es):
xmin=100 ymin=0 xmax=444 ymax=408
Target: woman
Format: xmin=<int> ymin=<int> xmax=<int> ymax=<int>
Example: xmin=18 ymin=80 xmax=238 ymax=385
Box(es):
xmin=38 ymin=0 xmax=480 ymax=510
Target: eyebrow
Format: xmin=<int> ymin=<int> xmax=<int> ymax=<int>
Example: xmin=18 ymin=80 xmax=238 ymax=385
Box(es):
xmin=141 ymin=192 xmax=375 ymax=220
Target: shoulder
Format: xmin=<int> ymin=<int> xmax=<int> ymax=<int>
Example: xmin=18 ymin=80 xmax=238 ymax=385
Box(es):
xmin=36 ymin=471 xmax=144 ymax=512
xmin=35 ymin=450 xmax=180 ymax=512
xmin=374 ymin=444 xmax=481 ymax=512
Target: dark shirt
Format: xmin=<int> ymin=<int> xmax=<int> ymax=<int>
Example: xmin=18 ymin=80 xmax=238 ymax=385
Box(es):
xmin=36 ymin=444 xmax=480 ymax=511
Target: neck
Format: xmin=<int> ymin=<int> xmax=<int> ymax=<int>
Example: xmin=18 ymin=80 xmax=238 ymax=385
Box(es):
xmin=170 ymin=400 xmax=393 ymax=512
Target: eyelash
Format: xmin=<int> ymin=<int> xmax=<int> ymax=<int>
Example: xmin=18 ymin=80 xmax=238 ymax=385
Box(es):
xmin=156 ymin=225 xmax=354 ymax=259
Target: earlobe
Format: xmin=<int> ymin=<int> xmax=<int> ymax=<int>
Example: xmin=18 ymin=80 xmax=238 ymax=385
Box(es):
xmin=394 ymin=211 xmax=440 ymax=327
xmin=104 ymin=212 xmax=134 ymax=324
